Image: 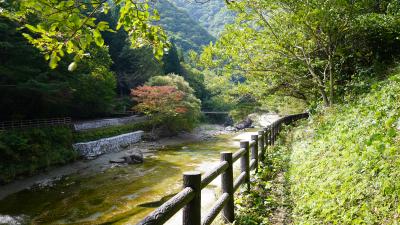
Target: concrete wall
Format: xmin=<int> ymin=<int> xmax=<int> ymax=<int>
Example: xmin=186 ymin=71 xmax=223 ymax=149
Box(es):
xmin=73 ymin=115 xmax=145 ymax=131
xmin=73 ymin=131 xmax=144 ymax=159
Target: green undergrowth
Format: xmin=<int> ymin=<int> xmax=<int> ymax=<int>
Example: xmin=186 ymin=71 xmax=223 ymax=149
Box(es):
xmin=0 ymin=126 xmax=76 ymax=183
xmin=235 ymin=124 xmax=297 ymax=225
xmin=289 ymin=73 xmax=400 ymax=224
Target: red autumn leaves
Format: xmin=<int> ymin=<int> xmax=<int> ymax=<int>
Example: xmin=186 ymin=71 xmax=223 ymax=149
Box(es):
xmin=131 ymin=85 xmax=188 ymax=115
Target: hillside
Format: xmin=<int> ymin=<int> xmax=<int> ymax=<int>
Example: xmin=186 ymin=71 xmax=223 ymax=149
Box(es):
xmin=169 ymin=0 xmax=235 ymax=37
xmin=155 ymin=0 xmax=216 ymax=52
xmin=287 ymin=72 xmax=400 ymax=223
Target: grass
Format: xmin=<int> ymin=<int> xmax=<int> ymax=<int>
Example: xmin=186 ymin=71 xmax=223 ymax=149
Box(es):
xmin=234 ymin=124 xmax=298 ymax=225
xmin=288 ymin=73 xmax=400 ymax=224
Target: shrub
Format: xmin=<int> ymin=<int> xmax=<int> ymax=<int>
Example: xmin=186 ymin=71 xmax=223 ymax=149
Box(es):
xmin=131 ymin=74 xmax=201 ymax=133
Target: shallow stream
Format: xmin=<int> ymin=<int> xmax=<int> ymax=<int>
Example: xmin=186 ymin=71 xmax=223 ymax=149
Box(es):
xmin=0 ymin=130 xmax=254 ymax=225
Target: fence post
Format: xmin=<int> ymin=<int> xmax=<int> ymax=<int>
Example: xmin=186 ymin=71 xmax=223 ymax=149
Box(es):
xmin=271 ymin=124 xmax=275 ymax=146
xmin=221 ymin=152 xmax=234 ymax=223
xmin=183 ymin=171 xmax=201 ymax=225
xmin=240 ymin=141 xmax=250 ymax=192
xmin=258 ymin=130 xmax=265 ymax=162
xmin=251 ymin=135 xmax=258 ymax=171
xmin=263 ymin=127 xmax=269 ymax=158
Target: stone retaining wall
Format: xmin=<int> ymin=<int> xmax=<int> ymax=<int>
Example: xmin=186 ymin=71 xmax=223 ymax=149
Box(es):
xmin=73 ymin=131 xmax=144 ymax=159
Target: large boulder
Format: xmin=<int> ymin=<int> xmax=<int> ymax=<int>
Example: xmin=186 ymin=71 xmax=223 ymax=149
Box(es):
xmin=234 ymin=117 xmax=253 ymax=130
xmin=110 ymin=151 xmax=144 ymax=164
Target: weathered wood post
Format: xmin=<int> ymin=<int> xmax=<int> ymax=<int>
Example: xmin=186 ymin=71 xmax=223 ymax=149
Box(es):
xmin=263 ymin=127 xmax=269 ymax=158
xmin=258 ymin=130 xmax=265 ymax=161
xmin=221 ymin=152 xmax=234 ymax=223
xmin=240 ymin=140 xmax=250 ymax=191
xmin=251 ymin=134 xmax=258 ymax=171
xmin=271 ymin=124 xmax=275 ymax=146
xmin=183 ymin=171 xmax=201 ymax=225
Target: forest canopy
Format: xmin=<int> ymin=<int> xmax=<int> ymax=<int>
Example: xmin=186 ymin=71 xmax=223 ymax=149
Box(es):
xmin=201 ymin=0 xmax=400 ymax=109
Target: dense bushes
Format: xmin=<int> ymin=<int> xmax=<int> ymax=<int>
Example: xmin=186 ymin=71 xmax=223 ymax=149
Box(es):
xmin=289 ymin=71 xmax=400 ymax=224
xmin=0 ymin=127 xmax=76 ymax=183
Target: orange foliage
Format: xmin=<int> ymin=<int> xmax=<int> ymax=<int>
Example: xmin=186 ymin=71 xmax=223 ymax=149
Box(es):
xmin=131 ymin=85 xmax=188 ymax=116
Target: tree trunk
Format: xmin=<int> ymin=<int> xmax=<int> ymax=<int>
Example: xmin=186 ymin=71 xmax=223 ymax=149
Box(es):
xmin=306 ymin=63 xmax=330 ymax=107
xmin=319 ymin=87 xmax=330 ymax=107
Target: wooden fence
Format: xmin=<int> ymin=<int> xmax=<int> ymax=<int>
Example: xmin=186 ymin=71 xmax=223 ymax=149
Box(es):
xmin=137 ymin=113 xmax=309 ymax=225
xmin=0 ymin=117 xmax=72 ymax=131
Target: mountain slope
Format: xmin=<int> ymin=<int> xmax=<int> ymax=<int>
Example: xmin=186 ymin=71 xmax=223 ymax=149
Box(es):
xmin=168 ymin=0 xmax=235 ymax=37
xmin=155 ymin=0 xmax=216 ymax=52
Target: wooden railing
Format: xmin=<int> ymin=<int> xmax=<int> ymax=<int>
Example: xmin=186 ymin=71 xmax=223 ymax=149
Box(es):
xmin=137 ymin=113 xmax=309 ymax=225
xmin=0 ymin=117 xmax=72 ymax=131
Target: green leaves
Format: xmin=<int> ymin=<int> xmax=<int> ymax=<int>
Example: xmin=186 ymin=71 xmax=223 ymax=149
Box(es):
xmin=3 ymin=0 xmax=168 ymax=69
xmin=93 ymin=29 xmax=104 ymax=47
xmin=49 ymin=51 xmax=60 ymax=69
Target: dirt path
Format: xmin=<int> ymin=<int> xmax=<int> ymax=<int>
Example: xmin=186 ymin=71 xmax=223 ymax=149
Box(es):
xmin=269 ymin=172 xmax=292 ymax=225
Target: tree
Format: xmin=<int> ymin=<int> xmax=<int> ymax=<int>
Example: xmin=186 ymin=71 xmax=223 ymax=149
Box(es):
xmin=115 ymin=46 xmax=163 ymax=96
xmin=162 ymin=42 xmax=181 ymax=74
xmin=201 ymin=0 xmax=400 ymax=107
xmin=132 ymin=74 xmax=201 ymax=133
xmin=0 ymin=0 xmax=168 ymax=69
xmin=0 ymin=16 xmax=116 ymax=119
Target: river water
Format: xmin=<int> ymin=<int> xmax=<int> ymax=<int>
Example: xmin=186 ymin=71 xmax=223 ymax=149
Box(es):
xmin=0 ymin=130 xmax=256 ymax=225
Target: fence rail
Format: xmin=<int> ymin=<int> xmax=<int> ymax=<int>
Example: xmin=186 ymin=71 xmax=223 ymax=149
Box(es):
xmin=137 ymin=112 xmax=309 ymax=225
xmin=0 ymin=117 xmax=72 ymax=131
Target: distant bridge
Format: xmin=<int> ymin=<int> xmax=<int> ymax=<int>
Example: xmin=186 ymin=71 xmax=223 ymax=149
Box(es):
xmin=201 ymin=111 xmax=229 ymax=115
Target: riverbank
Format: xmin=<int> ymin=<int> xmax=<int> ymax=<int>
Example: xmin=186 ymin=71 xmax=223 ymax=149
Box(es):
xmin=0 ymin=124 xmax=231 ymax=200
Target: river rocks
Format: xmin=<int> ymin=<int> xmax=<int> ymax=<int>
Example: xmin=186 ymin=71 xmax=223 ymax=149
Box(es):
xmin=225 ymin=126 xmax=237 ymax=132
xmin=235 ymin=117 xmax=253 ymax=130
xmin=73 ymin=131 xmax=144 ymax=159
xmin=0 ymin=215 xmax=28 ymax=225
xmin=32 ymin=177 xmax=62 ymax=189
xmin=110 ymin=151 xmax=144 ymax=164
xmin=73 ymin=115 xmax=146 ymax=131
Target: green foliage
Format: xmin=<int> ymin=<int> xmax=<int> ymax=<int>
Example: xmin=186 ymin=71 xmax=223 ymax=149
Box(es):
xmin=0 ymin=16 xmax=117 ymax=119
xmin=169 ymin=0 xmax=235 ymax=37
xmin=69 ymin=45 xmax=117 ymax=117
xmin=0 ymin=127 xmax=76 ymax=183
xmin=201 ymin=0 xmax=400 ymax=108
xmin=1 ymin=0 xmax=168 ymax=68
xmin=180 ymin=63 xmax=208 ymax=101
xmin=162 ymin=42 xmax=181 ymax=74
xmin=114 ymin=45 xmax=163 ymax=95
xmin=155 ymin=0 xmax=215 ymax=52
xmin=289 ymin=71 xmax=400 ymax=224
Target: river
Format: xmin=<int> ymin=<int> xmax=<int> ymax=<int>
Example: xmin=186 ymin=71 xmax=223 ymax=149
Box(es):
xmin=0 ymin=126 xmax=257 ymax=225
